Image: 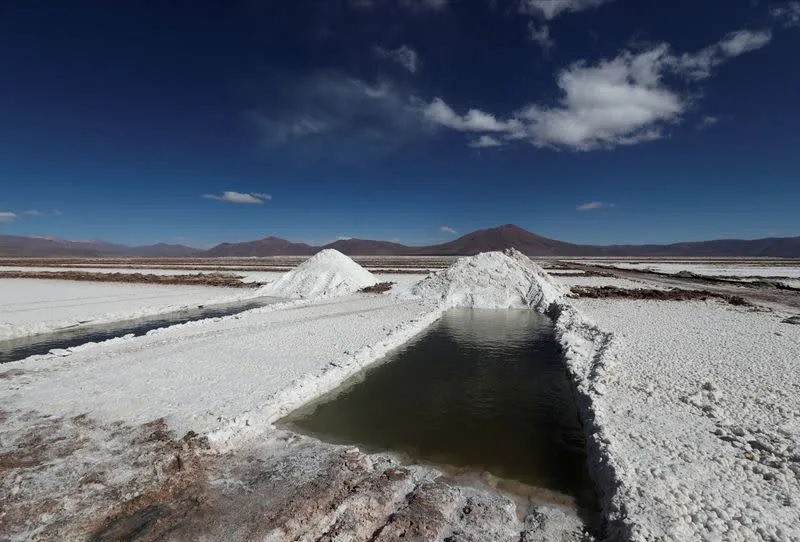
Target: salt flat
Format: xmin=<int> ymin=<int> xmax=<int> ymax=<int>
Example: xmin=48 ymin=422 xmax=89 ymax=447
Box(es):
xmin=556 ymin=275 xmax=666 ymax=290
xmin=0 ymin=279 xmax=257 ymax=341
xmin=2 ymin=254 xmax=800 ymax=540
xmin=598 ymin=261 xmax=800 ymax=278
xmin=0 ymin=265 xmax=285 ymax=285
xmin=0 ymin=293 xmax=441 ymax=438
xmin=567 ymin=298 xmax=800 ymax=540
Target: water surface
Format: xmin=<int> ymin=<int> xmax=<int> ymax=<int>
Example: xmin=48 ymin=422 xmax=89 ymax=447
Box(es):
xmin=0 ymin=296 xmax=281 ymax=363
xmin=281 ymin=308 xmax=595 ymax=511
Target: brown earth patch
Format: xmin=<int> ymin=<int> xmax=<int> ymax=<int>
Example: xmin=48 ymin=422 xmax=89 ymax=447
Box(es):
xmin=0 ymin=412 xmax=213 ymax=541
xmin=359 ymin=282 xmax=396 ymax=294
xmin=570 ymin=286 xmax=751 ymax=306
xmin=0 ymin=270 xmax=261 ymax=288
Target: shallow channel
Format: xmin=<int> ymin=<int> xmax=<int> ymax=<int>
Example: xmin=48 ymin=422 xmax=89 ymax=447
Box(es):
xmin=0 ymin=296 xmax=282 ymax=363
xmin=280 ymin=308 xmax=596 ymax=515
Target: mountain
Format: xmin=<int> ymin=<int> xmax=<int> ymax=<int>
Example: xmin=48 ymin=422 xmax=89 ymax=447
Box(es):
xmin=413 ymin=224 xmax=588 ymax=256
xmin=204 ymin=236 xmax=316 ymax=257
xmin=128 ymin=243 xmax=202 ymax=257
xmin=593 ymin=237 xmax=800 ymax=258
xmin=321 ymin=239 xmax=411 ymax=255
xmin=201 ymin=226 xmax=800 ymax=258
xmin=2 ymin=227 xmax=799 ymax=258
xmin=0 ymin=236 xmax=200 ymax=258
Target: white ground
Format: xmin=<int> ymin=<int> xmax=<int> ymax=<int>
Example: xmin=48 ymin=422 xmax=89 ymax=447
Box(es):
xmin=2 ymin=253 xmax=800 ymax=540
xmin=1 ymin=294 xmax=442 ymax=440
xmin=0 ymin=265 xmax=284 ymax=284
xmin=565 ymin=299 xmax=800 ymax=540
xmin=555 ymin=275 xmax=666 ymax=290
xmin=599 ymin=262 xmax=800 ymax=279
xmin=0 ymin=279 xmax=259 ymax=341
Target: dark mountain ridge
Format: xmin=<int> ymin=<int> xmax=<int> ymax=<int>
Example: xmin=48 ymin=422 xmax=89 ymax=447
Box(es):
xmin=2 ymin=225 xmax=799 ymax=258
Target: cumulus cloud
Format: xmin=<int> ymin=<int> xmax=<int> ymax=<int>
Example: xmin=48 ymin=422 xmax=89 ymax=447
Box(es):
xmin=770 ymin=2 xmax=800 ymax=27
xmin=0 ymin=211 xmax=18 ymax=222
xmin=517 ymin=45 xmax=685 ymax=149
xmin=528 ymin=21 xmax=554 ymax=51
xmin=468 ymin=135 xmax=503 ymax=148
xmin=439 ymin=226 xmax=457 ymax=234
xmin=426 ymin=29 xmax=772 ymax=150
xmin=519 ymin=0 xmax=615 ymax=19
xmin=203 ymin=191 xmax=272 ymax=204
xmin=374 ymin=45 xmax=420 ymax=72
xmin=576 ymin=201 xmax=610 ymax=211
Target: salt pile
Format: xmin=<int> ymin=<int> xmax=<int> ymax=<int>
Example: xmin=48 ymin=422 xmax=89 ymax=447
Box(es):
xmin=258 ymin=249 xmax=378 ymax=299
xmin=411 ymin=249 xmax=566 ymax=310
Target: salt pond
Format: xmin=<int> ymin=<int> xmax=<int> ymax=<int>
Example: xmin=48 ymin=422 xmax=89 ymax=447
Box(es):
xmin=281 ymin=308 xmax=596 ymax=514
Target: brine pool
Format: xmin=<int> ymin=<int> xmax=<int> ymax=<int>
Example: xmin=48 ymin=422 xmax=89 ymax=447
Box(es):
xmin=280 ymin=308 xmax=597 ymax=516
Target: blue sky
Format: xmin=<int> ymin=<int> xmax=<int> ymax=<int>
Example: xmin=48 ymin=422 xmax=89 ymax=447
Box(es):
xmin=1 ymin=0 xmax=798 ymax=248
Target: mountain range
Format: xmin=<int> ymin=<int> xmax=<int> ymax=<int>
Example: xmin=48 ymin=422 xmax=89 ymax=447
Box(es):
xmin=1 ymin=225 xmax=799 ymax=258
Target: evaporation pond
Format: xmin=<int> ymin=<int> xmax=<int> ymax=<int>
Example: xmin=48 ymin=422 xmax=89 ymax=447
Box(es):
xmin=281 ymin=308 xmax=594 ymax=509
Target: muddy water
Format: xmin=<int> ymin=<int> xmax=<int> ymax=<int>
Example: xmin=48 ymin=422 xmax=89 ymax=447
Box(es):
xmin=0 ymin=296 xmax=282 ymax=363
xmin=281 ymin=308 xmax=596 ymax=513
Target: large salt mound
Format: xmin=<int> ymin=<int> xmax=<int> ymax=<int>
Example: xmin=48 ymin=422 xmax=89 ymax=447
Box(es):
xmin=411 ymin=249 xmax=566 ymax=311
xmin=258 ymin=249 xmax=378 ymax=299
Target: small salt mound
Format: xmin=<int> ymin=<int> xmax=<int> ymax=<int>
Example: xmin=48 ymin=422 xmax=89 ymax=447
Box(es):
xmin=258 ymin=249 xmax=378 ymax=299
xmin=411 ymin=249 xmax=566 ymax=311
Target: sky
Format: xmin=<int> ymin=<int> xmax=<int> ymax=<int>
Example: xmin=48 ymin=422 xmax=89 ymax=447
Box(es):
xmin=1 ymin=0 xmax=799 ymax=248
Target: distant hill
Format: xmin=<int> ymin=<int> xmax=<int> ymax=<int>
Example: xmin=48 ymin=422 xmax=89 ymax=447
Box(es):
xmin=2 ymin=226 xmax=799 ymax=258
xmin=204 ymin=236 xmax=316 ymax=257
xmin=413 ymin=224 xmax=589 ymax=256
xmin=321 ymin=238 xmax=411 ymax=255
xmin=128 ymin=243 xmax=202 ymax=258
xmin=0 ymin=236 xmax=201 ymax=258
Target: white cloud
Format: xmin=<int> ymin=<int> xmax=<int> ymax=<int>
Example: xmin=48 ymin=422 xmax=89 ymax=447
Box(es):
xmin=770 ymin=2 xmax=800 ymax=27
xmin=399 ymin=0 xmax=447 ymax=10
xmin=20 ymin=209 xmax=62 ymax=218
xmin=528 ymin=22 xmax=554 ymax=51
xmin=250 ymin=73 xmax=431 ymax=158
xmin=519 ymin=0 xmax=614 ymax=19
xmin=674 ymin=30 xmax=772 ymax=80
xmin=697 ymin=115 xmax=719 ymax=129
xmin=424 ymin=98 xmax=521 ymax=133
xmin=440 ymin=226 xmax=457 ymax=234
xmin=0 ymin=211 xmax=18 ymax=222
xmin=577 ymin=201 xmax=609 ymax=211
xmin=427 ymin=29 xmax=772 ymax=151
xmin=350 ymin=0 xmax=447 ymax=10
xmin=203 ymin=191 xmax=271 ymax=204
xmin=375 ymin=45 xmax=420 ymax=73
xmin=469 ymin=135 xmax=503 ymax=148
xmin=517 ymin=45 xmax=684 ymax=149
